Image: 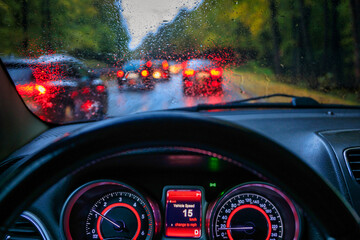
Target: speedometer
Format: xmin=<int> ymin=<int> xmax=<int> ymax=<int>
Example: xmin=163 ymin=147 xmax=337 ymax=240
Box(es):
xmin=214 ymin=193 xmax=283 ymax=240
xmin=61 ymin=180 xmax=160 ymax=240
xmin=207 ymin=183 xmax=300 ymax=240
xmin=85 ymin=191 xmax=153 ymax=240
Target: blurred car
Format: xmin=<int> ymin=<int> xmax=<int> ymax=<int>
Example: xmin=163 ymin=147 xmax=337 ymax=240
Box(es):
xmin=147 ymin=59 xmax=170 ymax=81
xmin=182 ymin=59 xmax=223 ymax=95
xmin=117 ymin=60 xmax=155 ymax=90
xmin=3 ymin=57 xmax=77 ymax=122
xmin=38 ymin=54 xmax=108 ymax=119
xmin=169 ymin=60 xmax=183 ymax=74
xmin=4 ymin=55 xmax=108 ymax=122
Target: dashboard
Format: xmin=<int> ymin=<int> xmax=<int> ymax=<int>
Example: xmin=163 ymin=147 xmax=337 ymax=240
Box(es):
xmin=2 ymin=108 xmax=360 ymax=239
xmin=28 ymin=149 xmax=301 ymax=240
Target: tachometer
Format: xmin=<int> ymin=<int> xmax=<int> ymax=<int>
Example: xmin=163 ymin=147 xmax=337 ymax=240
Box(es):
xmin=207 ymin=183 xmax=300 ymax=240
xmin=86 ymin=191 xmax=152 ymax=240
xmin=61 ymin=180 xmax=160 ymax=240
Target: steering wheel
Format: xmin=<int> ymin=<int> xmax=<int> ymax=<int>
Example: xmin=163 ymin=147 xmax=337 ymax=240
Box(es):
xmin=0 ymin=112 xmax=359 ymax=239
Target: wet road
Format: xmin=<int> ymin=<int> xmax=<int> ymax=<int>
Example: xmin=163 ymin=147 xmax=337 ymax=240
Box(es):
xmin=107 ymin=73 xmax=244 ymax=116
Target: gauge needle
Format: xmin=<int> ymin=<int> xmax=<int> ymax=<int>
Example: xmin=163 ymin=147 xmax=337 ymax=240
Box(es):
xmin=218 ymin=227 xmax=254 ymax=230
xmin=92 ymin=209 xmax=122 ymax=229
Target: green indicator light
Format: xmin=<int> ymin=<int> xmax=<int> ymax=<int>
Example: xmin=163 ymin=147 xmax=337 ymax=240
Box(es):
xmin=208 ymin=157 xmax=220 ymax=171
xmin=209 ymin=182 xmax=217 ymax=187
xmin=220 ymin=191 xmax=225 ymax=196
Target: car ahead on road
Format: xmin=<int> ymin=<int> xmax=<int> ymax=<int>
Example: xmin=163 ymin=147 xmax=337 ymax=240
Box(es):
xmin=147 ymin=59 xmax=170 ymax=81
xmin=3 ymin=57 xmax=79 ymax=122
xmin=4 ymin=55 xmax=108 ymax=122
xmin=37 ymin=54 xmax=108 ymax=119
xmin=117 ymin=60 xmax=155 ymax=90
xmin=182 ymin=59 xmax=223 ymax=95
xmin=38 ymin=54 xmax=108 ymax=116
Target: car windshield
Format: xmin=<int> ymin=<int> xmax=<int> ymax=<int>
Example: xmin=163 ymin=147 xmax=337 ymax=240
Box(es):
xmin=1 ymin=0 xmax=359 ymax=123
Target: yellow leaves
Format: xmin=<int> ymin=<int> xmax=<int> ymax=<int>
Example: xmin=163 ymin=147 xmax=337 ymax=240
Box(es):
xmin=229 ymin=0 xmax=270 ymax=36
xmin=59 ymin=0 xmax=97 ymax=19
xmin=204 ymin=32 xmax=220 ymax=46
xmin=0 ymin=1 xmax=9 ymax=12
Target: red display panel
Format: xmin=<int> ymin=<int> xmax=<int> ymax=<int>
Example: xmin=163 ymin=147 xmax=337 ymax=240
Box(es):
xmin=165 ymin=189 xmax=202 ymax=238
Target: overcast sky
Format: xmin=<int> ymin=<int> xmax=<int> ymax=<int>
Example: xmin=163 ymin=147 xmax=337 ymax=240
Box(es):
xmin=120 ymin=0 xmax=202 ymax=50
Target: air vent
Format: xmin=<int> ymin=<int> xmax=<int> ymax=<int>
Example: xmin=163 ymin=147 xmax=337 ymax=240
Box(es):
xmin=5 ymin=213 xmax=48 ymax=240
xmin=345 ymin=148 xmax=360 ymax=183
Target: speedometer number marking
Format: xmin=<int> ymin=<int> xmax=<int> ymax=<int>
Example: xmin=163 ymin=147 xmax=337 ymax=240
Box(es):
xmin=214 ymin=193 xmax=283 ymax=240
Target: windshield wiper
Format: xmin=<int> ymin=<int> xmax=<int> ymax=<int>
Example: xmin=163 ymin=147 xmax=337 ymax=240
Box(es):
xmin=172 ymin=94 xmax=323 ymax=112
xmin=225 ymin=93 xmax=319 ymax=106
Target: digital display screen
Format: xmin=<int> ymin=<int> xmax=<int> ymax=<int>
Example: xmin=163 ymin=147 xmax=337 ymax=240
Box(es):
xmin=165 ymin=189 xmax=202 ymax=238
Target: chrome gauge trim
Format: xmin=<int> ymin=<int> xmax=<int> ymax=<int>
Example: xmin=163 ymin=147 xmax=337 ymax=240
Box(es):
xmin=60 ymin=180 xmax=160 ymax=240
xmin=22 ymin=211 xmax=51 ymax=240
xmin=207 ymin=182 xmax=301 ymax=240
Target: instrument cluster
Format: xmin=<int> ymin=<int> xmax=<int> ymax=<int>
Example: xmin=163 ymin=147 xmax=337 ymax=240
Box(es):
xmin=61 ymin=180 xmax=300 ymax=240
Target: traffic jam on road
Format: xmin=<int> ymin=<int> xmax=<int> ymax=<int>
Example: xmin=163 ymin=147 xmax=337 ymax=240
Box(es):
xmin=5 ymin=54 xmax=230 ymax=123
xmin=4 ymin=54 xmax=108 ymax=122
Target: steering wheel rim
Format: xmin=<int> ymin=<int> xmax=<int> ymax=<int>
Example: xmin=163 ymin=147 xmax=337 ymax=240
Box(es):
xmin=0 ymin=111 xmax=359 ymax=239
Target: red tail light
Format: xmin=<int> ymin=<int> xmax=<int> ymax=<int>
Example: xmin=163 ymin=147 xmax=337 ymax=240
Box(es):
xmin=141 ymin=69 xmax=149 ymax=77
xmin=96 ymin=85 xmax=105 ymax=93
xmin=117 ymin=70 xmax=124 ymax=78
xmin=16 ymin=85 xmax=34 ymax=96
xmin=211 ymin=81 xmax=221 ymax=87
xmin=82 ymin=87 xmax=91 ymax=94
xmin=210 ymin=68 xmax=222 ymax=78
xmin=162 ymin=60 xmax=169 ymax=70
xmin=71 ymin=90 xmax=79 ymax=98
xmin=183 ymin=69 xmax=195 ymax=77
xmin=81 ymin=100 xmax=93 ymax=112
xmin=184 ymin=80 xmax=193 ymax=87
xmin=16 ymin=84 xmax=47 ymax=97
xmin=146 ymin=61 xmax=152 ymax=68
xmin=35 ymin=85 xmax=47 ymax=95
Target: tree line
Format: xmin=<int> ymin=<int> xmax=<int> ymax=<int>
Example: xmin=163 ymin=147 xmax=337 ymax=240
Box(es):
xmin=137 ymin=0 xmax=360 ymax=93
xmin=1 ymin=0 xmax=359 ymax=93
xmin=0 ymin=0 xmax=129 ymax=63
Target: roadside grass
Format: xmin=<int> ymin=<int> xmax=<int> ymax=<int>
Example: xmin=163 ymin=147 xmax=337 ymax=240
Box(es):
xmin=226 ymin=64 xmax=359 ymax=105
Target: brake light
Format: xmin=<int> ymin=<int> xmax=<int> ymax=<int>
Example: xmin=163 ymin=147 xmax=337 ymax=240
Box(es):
xmin=71 ymin=90 xmax=79 ymax=98
xmin=82 ymin=87 xmax=91 ymax=94
xmin=183 ymin=69 xmax=195 ymax=77
xmin=117 ymin=70 xmax=124 ymax=78
xmin=35 ymin=85 xmax=46 ymax=95
xmin=16 ymin=84 xmax=47 ymax=97
xmin=210 ymin=68 xmax=222 ymax=78
xmin=141 ymin=69 xmax=149 ymax=77
xmin=153 ymin=71 xmax=162 ymax=79
xmin=81 ymin=100 xmax=93 ymax=112
xmin=146 ymin=61 xmax=152 ymax=68
xmin=162 ymin=60 xmax=169 ymax=70
xmin=16 ymin=85 xmax=33 ymax=96
xmin=211 ymin=81 xmax=220 ymax=87
xmin=184 ymin=80 xmax=193 ymax=87
xmin=96 ymin=85 xmax=105 ymax=93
